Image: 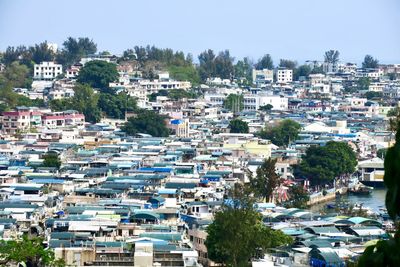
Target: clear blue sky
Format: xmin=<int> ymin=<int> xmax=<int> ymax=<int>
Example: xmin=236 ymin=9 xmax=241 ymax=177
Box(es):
xmin=0 ymin=0 xmax=399 ymax=64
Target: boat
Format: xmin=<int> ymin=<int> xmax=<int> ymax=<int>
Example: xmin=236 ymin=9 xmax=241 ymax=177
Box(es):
xmin=348 ymin=184 xmax=372 ymax=195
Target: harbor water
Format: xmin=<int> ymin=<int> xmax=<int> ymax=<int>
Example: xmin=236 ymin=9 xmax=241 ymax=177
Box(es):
xmin=311 ymin=189 xmax=387 ymax=214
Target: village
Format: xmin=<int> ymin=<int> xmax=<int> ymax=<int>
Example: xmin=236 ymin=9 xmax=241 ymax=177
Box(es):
xmin=0 ymin=37 xmax=399 ymax=267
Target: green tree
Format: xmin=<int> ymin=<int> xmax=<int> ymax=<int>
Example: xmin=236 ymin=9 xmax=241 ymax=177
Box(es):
xmin=248 ymin=158 xmax=282 ymax=202
xmin=214 ymin=50 xmax=235 ymax=79
xmin=42 ymin=152 xmax=61 ymax=169
xmin=122 ymin=110 xmax=170 ymax=137
xmin=72 ymin=83 xmax=101 ymax=123
xmin=362 ymin=55 xmax=379 ymax=69
xmin=357 ymin=77 xmax=371 ymax=91
xmin=364 ymin=91 xmax=382 ymax=100
xmin=224 ymin=94 xmax=244 ymax=113
xmin=279 ymin=59 xmax=297 ymax=70
xmin=283 ymin=185 xmax=310 ymax=209
xmin=30 ymin=42 xmax=55 ymax=63
xmin=167 ymin=65 xmax=200 ymax=85
xmin=205 ymin=184 xmax=292 ymax=267
xmin=167 ymin=89 xmax=196 ymax=100
xmin=0 ymin=235 xmax=65 ymax=266
xmin=229 ymin=119 xmax=249 ymax=133
xmin=77 ymin=60 xmax=119 ymax=92
xmin=255 ymin=54 xmax=273 ymax=70
xmin=2 ymin=61 xmax=31 ymax=88
xmin=259 ymin=104 xmax=274 ymax=112
xmin=259 ymin=119 xmax=301 ymax=147
xmin=234 ymin=57 xmax=253 ymax=83
xmin=198 ymin=49 xmax=216 ymax=81
xmin=293 ymin=65 xmax=312 ymax=81
xmin=324 ymin=50 xmax=340 ymax=65
xmin=98 ymin=92 xmax=137 ymax=119
xmin=296 ymin=141 xmax=357 ymax=185
xmin=56 ymin=37 xmax=97 ymax=67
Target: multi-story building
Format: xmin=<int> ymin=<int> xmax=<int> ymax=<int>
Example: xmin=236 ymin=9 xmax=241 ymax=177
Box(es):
xmin=276 ymin=68 xmax=293 ymax=83
xmin=252 ymin=69 xmax=274 ymax=86
xmin=41 ymin=111 xmax=85 ymax=128
xmin=65 ymin=64 xmax=82 ymax=79
xmin=34 ymin=62 xmax=63 ymax=80
xmin=1 ymin=111 xmax=33 ymax=134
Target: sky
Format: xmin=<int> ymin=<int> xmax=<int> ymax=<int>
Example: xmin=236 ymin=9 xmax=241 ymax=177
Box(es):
xmin=0 ymin=0 xmax=399 ymax=64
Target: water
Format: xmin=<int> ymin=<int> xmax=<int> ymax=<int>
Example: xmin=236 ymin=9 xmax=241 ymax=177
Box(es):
xmin=311 ymin=189 xmax=387 ymax=214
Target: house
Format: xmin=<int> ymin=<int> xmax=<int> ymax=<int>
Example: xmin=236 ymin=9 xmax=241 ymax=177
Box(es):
xmin=33 ymin=62 xmax=62 ymax=80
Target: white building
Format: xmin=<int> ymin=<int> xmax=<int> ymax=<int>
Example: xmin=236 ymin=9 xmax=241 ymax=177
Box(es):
xmin=34 ymin=62 xmax=62 ymax=80
xmin=276 ymin=68 xmax=293 ymax=83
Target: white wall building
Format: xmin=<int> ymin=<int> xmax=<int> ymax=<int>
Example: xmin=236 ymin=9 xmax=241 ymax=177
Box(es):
xmin=34 ymin=62 xmax=62 ymax=80
xmin=276 ymin=68 xmax=293 ymax=83
xmin=252 ymin=69 xmax=274 ymax=85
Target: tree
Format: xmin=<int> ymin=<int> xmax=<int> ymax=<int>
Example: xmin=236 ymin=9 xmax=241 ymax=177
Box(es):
xmin=248 ymin=158 xmax=282 ymax=202
xmin=167 ymin=65 xmax=200 ymax=85
xmin=255 ymin=54 xmax=273 ymax=70
xmin=2 ymin=61 xmax=31 ymax=88
xmin=296 ymin=141 xmax=357 ymax=185
xmin=293 ymin=64 xmax=312 ymax=81
xmin=72 ymin=83 xmax=101 ymax=123
xmin=42 ymin=152 xmax=61 ymax=169
xmin=279 ymin=59 xmax=297 ymax=70
xmin=205 ymin=184 xmax=292 ymax=266
xmin=30 ymin=42 xmax=55 ymax=63
xmin=56 ymin=37 xmax=97 ymax=67
xmin=364 ymin=91 xmax=382 ymax=100
xmin=122 ymin=110 xmax=170 ymax=137
xmin=224 ymin=94 xmax=244 ymax=113
xmin=77 ymin=60 xmax=119 ymax=92
xmin=229 ymin=119 xmax=249 ymax=133
xmin=387 ymin=107 xmax=400 ymax=134
xmin=259 ymin=104 xmax=273 ymax=112
xmin=283 ymin=185 xmax=310 ymax=209
xmin=214 ymin=50 xmax=234 ymax=79
xmin=324 ymin=50 xmax=340 ymax=64
xmin=0 ymin=235 xmax=64 ymax=266
xmin=357 ymin=77 xmax=371 ymax=91
xmin=98 ymin=92 xmax=137 ymax=119
xmin=167 ymin=89 xmax=196 ymax=100
xmin=362 ymin=55 xmax=379 ymax=69
xmin=234 ymin=57 xmax=253 ymax=83
xmin=198 ymin=49 xmax=216 ymax=81
xmin=259 ymin=119 xmax=301 ymax=147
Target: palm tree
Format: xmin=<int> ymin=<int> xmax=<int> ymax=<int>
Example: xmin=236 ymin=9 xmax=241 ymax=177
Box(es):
xmin=324 ymin=50 xmax=340 ymax=65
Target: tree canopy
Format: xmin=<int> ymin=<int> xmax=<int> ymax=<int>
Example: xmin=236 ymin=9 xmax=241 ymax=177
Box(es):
xmin=324 ymin=50 xmax=340 ymax=65
xmin=77 ymin=60 xmax=119 ymax=92
xmin=122 ymin=110 xmax=170 ymax=137
xmin=198 ymin=49 xmax=234 ymax=81
xmin=56 ymin=37 xmax=97 ymax=67
xmin=229 ymin=119 xmax=249 ymax=134
xmin=295 ymin=141 xmax=357 ymax=185
xmin=279 ymin=59 xmax=297 ymax=70
xmin=259 ymin=119 xmax=301 ymax=147
xmin=42 ymin=152 xmax=61 ymax=169
xmin=248 ymin=158 xmax=282 ymax=202
xmin=205 ymin=184 xmax=292 ymax=267
xmin=224 ymin=94 xmax=244 ymax=113
xmin=0 ymin=235 xmax=64 ymax=266
xmin=362 ymin=55 xmax=379 ymax=69
xmin=255 ymin=54 xmax=273 ymax=70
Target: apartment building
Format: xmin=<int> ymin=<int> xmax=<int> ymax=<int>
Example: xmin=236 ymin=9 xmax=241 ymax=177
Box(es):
xmin=276 ymin=68 xmax=293 ymax=83
xmin=34 ymin=62 xmax=63 ymax=80
xmin=252 ymin=69 xmax=274 ymax=86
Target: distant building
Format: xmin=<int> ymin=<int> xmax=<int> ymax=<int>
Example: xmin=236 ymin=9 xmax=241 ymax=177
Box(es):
xmin=34 ymin=62 xmax=62 ymax=80
xmin=252 ymin=69 xmax=274 ymax=86
xmin=276 ymin=68 xmax=293 ymax=83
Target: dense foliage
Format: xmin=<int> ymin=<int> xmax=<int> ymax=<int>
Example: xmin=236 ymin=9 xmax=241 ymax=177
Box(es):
xmin=0 ymin=235 xmax=64 ymax=266
xmin=229 ymin=119 xmax=249 ymax=134
xmin=296 ymin=141 xmax=357 ymax=185
xmin=362 ymin=54 xmax=379 ymax=69
xmin=205 ymin=184 xmax=292 ymax=267
xmin=42 ymin=152 xmax=61 ymax=169
xmin=77 ymin=60 xmax=119 ymax=92
xmin=255 ymin=54 xmax=274 ymax=70
xmin=283 ymin=185 xmax=310 ymax=209
xmin=122 ymin=110 xmax=170 ymax=137
xmin=56 ymin=37 xmax=97 ymax=67
xmin=198 ymin=49 xmax=234 ymax=81
xmin=324 ymin=50 xmax=340 ymax=65
xmin=259 ymin=119 xmax=301 ymax=147
xmin=248 ymin=158 xmax=282 ymax=202
xmin=223 ymin=94 xmax=244 ymax=113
